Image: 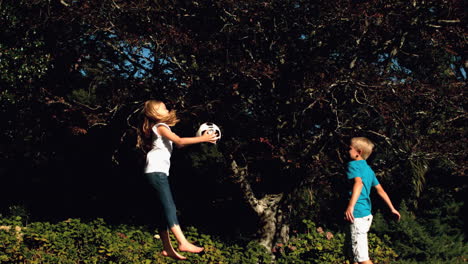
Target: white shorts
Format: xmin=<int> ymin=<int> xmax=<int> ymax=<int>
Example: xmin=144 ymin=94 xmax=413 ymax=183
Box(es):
xmin=350 ymin=215 xmax=373 ymax=262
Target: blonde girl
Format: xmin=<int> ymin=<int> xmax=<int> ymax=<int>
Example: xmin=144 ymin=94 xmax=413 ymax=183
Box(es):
xmin=140 ymin=100 xmax=218 ymax=260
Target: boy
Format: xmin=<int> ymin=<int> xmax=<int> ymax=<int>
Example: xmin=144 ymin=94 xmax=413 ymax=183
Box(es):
xmin=344 ymin=137 xmax=400 ymax=264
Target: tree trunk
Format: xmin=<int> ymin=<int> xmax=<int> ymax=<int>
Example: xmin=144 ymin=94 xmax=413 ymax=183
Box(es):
xmin=230 ymin=160 xmax=290 ymax=252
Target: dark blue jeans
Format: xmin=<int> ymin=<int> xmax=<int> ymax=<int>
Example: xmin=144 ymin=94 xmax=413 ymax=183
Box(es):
xmin=145 ymin=172 xmax=180 ymax=229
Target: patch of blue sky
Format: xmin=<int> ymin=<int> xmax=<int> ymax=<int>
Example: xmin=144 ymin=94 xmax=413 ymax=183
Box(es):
xmin=329 ymin=52 xmax=340 ymax=60
xmin=100 ymin=43 xmax=178 ymax=80
xmin=390 ymin=58 xmax=412 ymax=74
xmin=459 ymin=67 xmax=466 ymax=79
xmin=304 ymin=124 xmax=322 ymax=136
xmin=79 ymin=69 xmax=87 ymax=76
xmin=449 ymin=56 xmax=466 ymax=80
xmin=377 ymin=53 xmax=388 ymax=62
xmin=120 ymin=45 xmax=154 ymax=78
xmin=159 ymin=58 xmax=173 ymax=75
xmin=376 ymin=53 xmax=412 ymax=83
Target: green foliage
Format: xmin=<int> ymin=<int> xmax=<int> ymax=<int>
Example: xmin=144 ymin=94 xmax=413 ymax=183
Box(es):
xmin=275 ymin=220 xmax=397 ymax=264
xmin=372 ymin=202 xmax=468 ymax=263
xmin=0 ymin=217 xmax=272 ymax=264
xmin=1 ymin=213 xmax=466 ymax=263
xmin=0 ymin=218 xmax=158 ymax=263
xmin=0 ymin=217 xmax=25 ymax=263
xmin=0 ymin=4 xmax=51 ymax=87
xmin=69 ymin=88 xmax=98 ymax=106
xmin=0 ymin=41 xmax=50 ymax=85
xmin=188 ymin=143 xmax=225 ymax=171
xmin=181 ymin=226 xmax=272 ymax=264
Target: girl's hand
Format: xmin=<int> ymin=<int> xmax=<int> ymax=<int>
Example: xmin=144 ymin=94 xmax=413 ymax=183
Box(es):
xmin=201 ymin=130 xmax=219 ymax=144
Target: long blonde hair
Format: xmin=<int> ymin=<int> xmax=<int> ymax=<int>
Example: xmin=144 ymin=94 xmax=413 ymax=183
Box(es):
xmin=138 ymin=100 xmax=180 ymax=151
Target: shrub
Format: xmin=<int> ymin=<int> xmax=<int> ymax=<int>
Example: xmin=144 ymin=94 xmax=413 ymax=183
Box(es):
xmin=274 ymin=219 xmax=397 ymax=264
xmin=179 ymin=226 xmax=272 ymax=264
xmin=0 ymin=217 xmax=271 ymax=264
xmin=372 ymin=202 xmax=468 ymax=264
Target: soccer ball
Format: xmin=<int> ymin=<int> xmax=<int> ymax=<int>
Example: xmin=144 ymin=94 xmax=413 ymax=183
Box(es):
xmin=196 ymin=122 xmax=221 ymax=140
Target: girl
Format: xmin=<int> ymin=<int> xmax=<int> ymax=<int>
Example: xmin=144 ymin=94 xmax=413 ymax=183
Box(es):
xmin=140 ymin=100 xmax=218 ymax=260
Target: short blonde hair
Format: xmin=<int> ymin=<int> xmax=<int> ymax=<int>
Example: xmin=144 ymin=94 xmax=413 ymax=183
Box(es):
xmin=351 ymin=137 xmax=375 ymax=160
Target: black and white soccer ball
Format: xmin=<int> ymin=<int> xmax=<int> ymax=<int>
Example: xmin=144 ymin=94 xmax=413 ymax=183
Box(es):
xmin=196 ymin=122 xmax=221 ymax=141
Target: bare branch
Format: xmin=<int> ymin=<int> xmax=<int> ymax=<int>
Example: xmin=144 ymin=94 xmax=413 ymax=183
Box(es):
xmin=230 ymin=160 xmax=261 ymax=214
xmin=438 ymin=19 xmax=461 ymax=23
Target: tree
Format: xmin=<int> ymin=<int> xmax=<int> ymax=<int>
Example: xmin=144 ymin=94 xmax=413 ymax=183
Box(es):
xmin=1 ymin=0 xmax=466 ymax=254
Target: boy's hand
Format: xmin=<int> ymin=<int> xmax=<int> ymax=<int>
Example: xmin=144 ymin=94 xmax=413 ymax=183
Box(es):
xmin=391 ymin=209 xmax=401 ymax=221
xmin=346 ymin=177 xmax=362 ymax=223
xmin=345 ymin=206 xmax=354 ymax=223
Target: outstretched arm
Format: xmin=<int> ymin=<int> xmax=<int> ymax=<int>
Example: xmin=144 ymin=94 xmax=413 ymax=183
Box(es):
xmin=375 ymin=184 xmax=401 ymax=221
xmin=345 ymin=177 xmax=363 ymax=223
xmin=158 ymin=125 xmax=218 ymax=148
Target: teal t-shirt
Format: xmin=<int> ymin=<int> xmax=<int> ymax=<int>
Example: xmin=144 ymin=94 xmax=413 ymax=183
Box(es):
xmin=347 ymin=160 xmax=380 ymax=218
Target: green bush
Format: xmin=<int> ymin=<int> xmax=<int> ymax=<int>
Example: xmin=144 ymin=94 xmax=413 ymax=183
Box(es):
xmin=172 ymin=226 xmax=272 ymax=264
xmin=372 ymin=202 xmax=468 ymax=264
xmin=274 ymin=219 xmax=397 ymax=264
xmin=0 ymin=217 xmax=271 ymax=264
xmin=0 ymin=218 xmax=159 ymax=263
xmin=69 ymin=88 xmax=97 ymax=106
xmin=9 ymin=215 xmax=463 ymax=264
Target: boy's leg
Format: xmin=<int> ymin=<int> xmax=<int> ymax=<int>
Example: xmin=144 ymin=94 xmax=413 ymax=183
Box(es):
xmin=344 ymin=225 xmax=358 ymax=264
xmin=350 ymin=215 xmax=373 ymax=264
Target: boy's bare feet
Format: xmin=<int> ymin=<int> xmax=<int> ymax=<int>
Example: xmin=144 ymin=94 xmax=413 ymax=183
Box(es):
xmin=161 ymin=250 xmax=187 ymax=260
xmin=178 ymin=243 xmax=204 ymax=253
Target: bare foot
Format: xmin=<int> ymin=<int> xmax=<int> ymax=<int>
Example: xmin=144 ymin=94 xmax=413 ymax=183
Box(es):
xmin=161 ymin=250 xmax=187 ymax=260
xmin=179 ymin=243 xmax=204 ymax=253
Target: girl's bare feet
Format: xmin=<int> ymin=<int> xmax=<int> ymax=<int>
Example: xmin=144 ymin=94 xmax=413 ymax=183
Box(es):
xmin=161 ymin=250 xmax=187 ymax=260
xmin=178 ymin=243 xmax=204 ymax=253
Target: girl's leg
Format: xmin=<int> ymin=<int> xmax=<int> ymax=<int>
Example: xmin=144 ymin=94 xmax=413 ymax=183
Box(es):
xmin=159 ymin=229 xmax=187 ymax=260
xmin=146 ymin=172 xmax=204 ymax=254
xmin=147 ymin=172 xmax=180 ymax=228
xmin=170 ymin=225 xmax=204 ymax=253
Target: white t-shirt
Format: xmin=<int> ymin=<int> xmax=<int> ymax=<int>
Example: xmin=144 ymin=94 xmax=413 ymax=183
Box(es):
xmin=144 ymin=123 xmax=173 ymax=175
